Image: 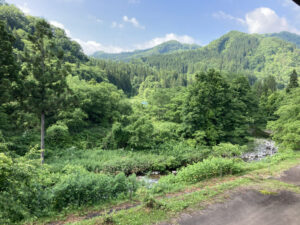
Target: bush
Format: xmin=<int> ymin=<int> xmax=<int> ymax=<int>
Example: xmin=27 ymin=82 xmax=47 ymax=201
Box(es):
xmin=46 ymin=122 xmax=69 ymax=147
xmin=0 ymin=157 xmax=139 ymax=223
xmin=212 ymin=143 xmax=245 ymax=158
xmin=176 ymin=157 xmax=244 ymax=184
xmin=0 ymin=155 xmax=53 ymax=224
xmin=52 ymin=165 xmax=139 ymax=210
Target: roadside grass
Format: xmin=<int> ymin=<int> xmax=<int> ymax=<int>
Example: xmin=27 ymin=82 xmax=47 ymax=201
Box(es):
xmin=61 ymin=151 xmax=300 ymax=225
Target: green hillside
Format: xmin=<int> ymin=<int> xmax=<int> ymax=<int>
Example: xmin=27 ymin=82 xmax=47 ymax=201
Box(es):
xmin=92 ymin=40 xmax=200 ymax=61
xmin=266 ymin=31 xmax=300 ymax=48
xmin=139 ymin=31 xmax=300 ymax=84
xmin=2 ymin=1 xmax=300 ymax=224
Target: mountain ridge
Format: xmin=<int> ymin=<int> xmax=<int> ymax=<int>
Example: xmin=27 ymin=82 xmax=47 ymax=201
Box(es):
xmin=91 ymin=40 xmax=201 ymax=61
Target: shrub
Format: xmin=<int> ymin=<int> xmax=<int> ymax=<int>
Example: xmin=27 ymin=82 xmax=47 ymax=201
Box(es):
xmin=46 ymin=122 xmax=69 ymax=147
xmin=52 ymin=166 xmax=139 ymax=210
xmin=176 ymin=157 xmax=244 ymax=184
xmin=143 ymin=194 xmax=166 ymax=209
xmin=0 ymin=155 xmax=53 ymax=224
xmin=212 ymin=143 xmax=245 ymax=158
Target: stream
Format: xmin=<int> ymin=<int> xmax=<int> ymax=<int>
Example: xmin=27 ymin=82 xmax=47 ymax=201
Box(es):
xmin=139 ymin=139 xmax=278 ymax=186
xmin=242 ymin=138 xmax=278 ymax=162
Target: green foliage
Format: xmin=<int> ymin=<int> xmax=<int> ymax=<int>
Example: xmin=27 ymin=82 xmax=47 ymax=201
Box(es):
xmin=266 ymin=31 xmax=300 ymax=48
xmin=0 ymin=154 xmax=53 ymax=223
xmin=92 ymin=40 xmax=200 ymax=61
xmin=126 ymin=115 xmax=155 ymax=149
xmin=0 ymin=131 xmax=9 ymax=152
xmin=175 ymin=157 xmax=244 ymax=183
xmin=47 ymin=142 xmax=209 ymax=175
xmin=67 ymin=76 xmax=131 ymax=125
xmin=22 ymin=19 xmax=69 ymax=116
xmin=259 ymin=90 xmax=285 ymax=124
xmin=143 ymin=194 xmax=166 ymax=209
xmin=0 ymin=19 xmax=18 ymax=104
xmin=0 ymin=155 xmax=140 ymax=224
xmin=139 ymin=31 xmax=300 ymax=84
xmin=46 ymin=122 xmax=69 ymax=147
xmin=286 ymin=69 xmax=298 ymax=93
xmin=52 ymin=166 xmax=134 ymax=210
xmin=182 ymin=69 xmax=253 ymax=145
xmin=153 ymin=157 xmax=245 ymax=190
xmin=268 ymin=88 xmax=300 ymax=150
xmin=212 ymin=143 xmax=245 ymax=157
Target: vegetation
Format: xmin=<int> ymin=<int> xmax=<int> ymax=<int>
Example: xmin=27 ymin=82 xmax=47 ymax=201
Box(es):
xmin=266 ymin=31 xmax=300 ymax=48
xmin=92 ymin=40 xmax=201 ymax=61
xmin=0 ymin=2 xmax=300 ymax=224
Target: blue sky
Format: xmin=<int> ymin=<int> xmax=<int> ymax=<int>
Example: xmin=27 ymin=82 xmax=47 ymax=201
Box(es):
xmin=6 ymin=0 xmax=300 ymax=55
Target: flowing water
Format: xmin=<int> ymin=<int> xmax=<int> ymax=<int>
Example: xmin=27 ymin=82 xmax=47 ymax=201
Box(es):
xmin=242 ymin=138 xmax=278 ymax=161
xmin=139 ymin=139 xmax=277 ymax=185
xmin=137 ymin=174 xmax=160 ymax=188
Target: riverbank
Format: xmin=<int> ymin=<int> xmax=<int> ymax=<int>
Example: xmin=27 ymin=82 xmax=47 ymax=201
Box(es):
xmin=32 ymin=150 xmax=300 ymax=225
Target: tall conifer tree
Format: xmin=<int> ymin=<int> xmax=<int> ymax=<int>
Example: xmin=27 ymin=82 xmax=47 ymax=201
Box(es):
xmin=24 ymin=19 xmax=68 ymax=163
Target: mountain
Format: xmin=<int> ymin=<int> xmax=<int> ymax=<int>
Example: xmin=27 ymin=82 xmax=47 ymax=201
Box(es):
xmin=138 ymin=31 xmax=300 ymax=84
xmin=0 ymin=4 xmax=88 ymax=63
xmin=92 ymin=40 xmax=201 ymax=61
xmin=265 ymin=31 xmax=300 ymax=48
xmin=2 ymin=2 xmax=299 ymax=88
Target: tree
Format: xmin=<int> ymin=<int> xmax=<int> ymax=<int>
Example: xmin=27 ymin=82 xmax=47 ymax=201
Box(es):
xmin=0 ymin=20 xmax=18 ymax=105
xmin=286 ymin=70 xmax=298 ymax=93
xmin=23 ymin=19 xmax=68 ymax=163
xmin=182 ymin=69 xmax=234 ymax=145
xmin=267 ymin=88 xmax=300 ymax=150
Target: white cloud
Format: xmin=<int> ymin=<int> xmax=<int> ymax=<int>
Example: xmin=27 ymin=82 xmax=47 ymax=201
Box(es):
xmin=111 ymin=21 xmax=124 ymax=28
xmin=96 ymin=19 xmax=103 ymax=23
xmin=213 ymin=11 xmax=245 ymax=25
xmin=48 ymin=21 xmax=197 ymax=55
xmin=73 ymin=38 xmax=128 ymax=55
xmin=123 ymin=16 xmax=145 ymax=29
xmin=213 ymin=7 xmax=300 ymax=35
xmin=48 ymin=20 xmax=126 ymax=55
xmin=245 ymin=7 xmax=300 ymax=34
xmin=135 ymin=33 xmax=196 ymax=50
xmin=17 ymin=2 xmax=31 ymax=14
xmin=50 ymin=20 xmax=71 ymax=37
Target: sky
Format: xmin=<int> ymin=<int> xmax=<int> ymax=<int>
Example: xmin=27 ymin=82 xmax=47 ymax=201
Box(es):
xmin=5 ymin=0 xmax=300 ymax=55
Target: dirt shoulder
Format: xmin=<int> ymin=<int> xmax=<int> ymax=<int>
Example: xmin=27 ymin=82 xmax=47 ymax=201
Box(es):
xmin=169 ymin=164 xmax=300 ymax=225
xmin=277 ymin=164 xmax=300 ymax=186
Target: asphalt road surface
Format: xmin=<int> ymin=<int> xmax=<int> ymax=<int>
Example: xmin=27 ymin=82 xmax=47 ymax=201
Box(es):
xmin=166 ymin=164 xmax=300 ymax=225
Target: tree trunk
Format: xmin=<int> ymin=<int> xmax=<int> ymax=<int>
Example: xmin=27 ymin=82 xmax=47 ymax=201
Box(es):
xmin=41 ymin=112 xmax=45 ymax=164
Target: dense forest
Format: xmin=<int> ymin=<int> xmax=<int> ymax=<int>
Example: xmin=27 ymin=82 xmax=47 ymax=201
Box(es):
xmin=1 ymin=2 xmax=300 ymax=224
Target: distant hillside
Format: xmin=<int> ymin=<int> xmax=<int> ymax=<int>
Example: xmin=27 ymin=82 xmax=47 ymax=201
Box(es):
xmin=92 ymin=40 xmax=201 ymax=61
xmin=0 ymin=4 xmax=88 ymax=63
xmin=138 ymin=31 xmax=300 ymax=84
xmin=266 ymin=31 xmax=300 ymax=48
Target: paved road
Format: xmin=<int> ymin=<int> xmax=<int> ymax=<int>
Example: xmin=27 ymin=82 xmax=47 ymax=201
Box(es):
xmin=167 ymin=165 xmax=300 ymax=225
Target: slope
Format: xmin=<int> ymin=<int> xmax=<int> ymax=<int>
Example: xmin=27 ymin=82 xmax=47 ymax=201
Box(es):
xmin=266 ymin=31 xmax=300 ymax=48
xmin=139 ymin=31 xmax=300 ymax=84
xmin=92 ymin=40 xmax=200 ymax=61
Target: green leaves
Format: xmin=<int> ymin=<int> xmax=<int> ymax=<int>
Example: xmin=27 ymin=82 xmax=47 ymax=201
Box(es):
xmin=182 ymin=70 xmax=254 ymax=145
xmin=267 ymin=87 xmax=300 ymax=150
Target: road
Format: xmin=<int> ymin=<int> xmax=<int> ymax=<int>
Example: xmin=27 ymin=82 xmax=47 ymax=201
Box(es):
xmin=167 ymin=165 xmax=300 ymax=225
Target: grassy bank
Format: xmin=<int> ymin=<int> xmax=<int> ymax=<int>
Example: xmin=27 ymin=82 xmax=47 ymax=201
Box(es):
xmin=46 ymin=142 xmax=211 ymax=175
xmin=25 ymin=150 xmax=300 ymax=225
xmin=69 ymin=151 xmax=300 ymax=225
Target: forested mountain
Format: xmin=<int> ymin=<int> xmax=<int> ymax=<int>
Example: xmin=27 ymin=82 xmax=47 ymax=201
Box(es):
xmin=92 ymin=40 xmax=200 ymax=61
xmin=266 ymin=31 xmax=300 ymax=48
xmin=138 ymin=31 xmax=300 ymax=84
xmin=2 ymin=1 xmax=300 ymax=224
